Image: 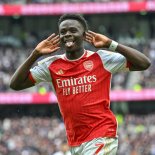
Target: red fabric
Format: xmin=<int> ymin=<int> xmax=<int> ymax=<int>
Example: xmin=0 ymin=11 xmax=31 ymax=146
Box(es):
xmin=28 ymin=72 xmax=36 ymax=83
xmin=126 ymin=60 xmax=132 ymax=68
xmin=47 ymin=52 xmax=117 ymax=146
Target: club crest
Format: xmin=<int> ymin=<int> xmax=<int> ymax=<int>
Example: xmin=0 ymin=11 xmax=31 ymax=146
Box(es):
xmin=83 ymin=60 xmax=94 ymax=71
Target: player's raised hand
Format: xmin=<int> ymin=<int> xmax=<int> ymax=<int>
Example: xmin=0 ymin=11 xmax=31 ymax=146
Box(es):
xmin=85 ymin=30 xmax=111 ymax=48
xmin=34 ymin=33 xmax=60 ymax=56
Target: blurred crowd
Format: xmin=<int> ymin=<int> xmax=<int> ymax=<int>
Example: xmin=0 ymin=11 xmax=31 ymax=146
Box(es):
xmin=0 ymin=116 xmax=70 ymax=155
xmin=0 ymin=37 xmax=154 ymax=92
xmin=0 ymin=13 xmax=154 ymax=92
xmin=0 ymin=114 xmax=155 ymax=155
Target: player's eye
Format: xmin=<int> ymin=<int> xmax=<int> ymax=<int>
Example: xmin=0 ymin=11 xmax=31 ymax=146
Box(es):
xmin=70 ymin=28 xmax=77 ymax=33
xmin=60 ymin=30 xmax=66 ymax=35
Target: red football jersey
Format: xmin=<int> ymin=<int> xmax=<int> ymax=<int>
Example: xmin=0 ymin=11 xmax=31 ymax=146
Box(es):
xmin=29 ymin=50 xmax=129 ymax=146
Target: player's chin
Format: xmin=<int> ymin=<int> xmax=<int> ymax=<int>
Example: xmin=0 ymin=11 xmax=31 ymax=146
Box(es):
xmin=64 ymin=45 xmax=76 ymax=52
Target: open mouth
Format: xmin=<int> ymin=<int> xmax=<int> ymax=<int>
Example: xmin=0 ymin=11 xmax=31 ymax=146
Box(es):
xmin=64 ymin=40 xmax=75 ymax=48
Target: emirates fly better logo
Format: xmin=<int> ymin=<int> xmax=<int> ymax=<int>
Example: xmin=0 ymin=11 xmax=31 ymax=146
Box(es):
xmin=83 ymin=60 xmax=94 ymax=71
xmin=56 ymin=75 xmax=97 ymax=96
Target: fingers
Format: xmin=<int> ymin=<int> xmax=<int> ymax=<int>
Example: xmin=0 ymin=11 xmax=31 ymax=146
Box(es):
xmin=85 ymin=36 xmax=92 ymax=43
xmin=85 ymin=31 xmax=95 ymax=43
xmin=46 ymin=33 xmax=56 ymax=41
xmin=53 ymin=47 xmax=61 ymax=51
xmin=49 ymin=42 xmax=60 ymax=49
xmin=47 ymin=33 xmax=60 ymax=43
xmin=52 ymin=35 xmax=60 ymax=45
xmin=87 ymin=30 xmax=96 ymax=36
xmin=86 ymin=30 xmax=97 ymax=41
xmin=46 ymin=34 xmax=60 ymax=47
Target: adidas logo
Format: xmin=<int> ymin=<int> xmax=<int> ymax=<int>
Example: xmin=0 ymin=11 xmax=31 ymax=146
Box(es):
xmin=56 ymin=69 xmax=64 ymax=75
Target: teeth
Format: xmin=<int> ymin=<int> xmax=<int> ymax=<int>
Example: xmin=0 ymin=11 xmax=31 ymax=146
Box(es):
xmin=65 ymin=41 xmax=74 ymax=47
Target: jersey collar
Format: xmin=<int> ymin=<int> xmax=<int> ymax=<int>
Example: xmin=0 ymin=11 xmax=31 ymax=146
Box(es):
xmin=64 ymin=50 xmax=87 ymax=62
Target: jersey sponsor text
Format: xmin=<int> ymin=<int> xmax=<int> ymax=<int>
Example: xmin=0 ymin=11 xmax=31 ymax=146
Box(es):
xmin=56 ymin=75 xmax=97 ymax=95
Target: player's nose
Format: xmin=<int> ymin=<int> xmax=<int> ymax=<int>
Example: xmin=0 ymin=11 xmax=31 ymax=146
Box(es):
xmin=65 ymin=31 xmax=72 ymax=37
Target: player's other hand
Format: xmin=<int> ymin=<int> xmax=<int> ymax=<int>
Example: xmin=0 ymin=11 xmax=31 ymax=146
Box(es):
xmin=85 ymin=30 xmax=112 ymax=48
xmin=34 ymin=33 xmax=60 ymax=56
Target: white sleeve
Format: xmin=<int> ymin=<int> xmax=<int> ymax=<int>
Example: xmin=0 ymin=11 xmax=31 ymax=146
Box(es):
xmin=30 ymin=59 xmax=52 ymax=84
xmin=97 ymin=50 xmax=130 ymax=73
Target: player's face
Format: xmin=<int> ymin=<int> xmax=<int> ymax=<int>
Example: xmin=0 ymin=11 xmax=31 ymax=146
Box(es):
xmin=59 ymin=19 xmax=85 ymax=52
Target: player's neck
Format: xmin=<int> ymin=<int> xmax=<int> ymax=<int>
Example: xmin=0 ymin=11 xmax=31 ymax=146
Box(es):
xmin=65 ymin=48 xmax=85 ymax=60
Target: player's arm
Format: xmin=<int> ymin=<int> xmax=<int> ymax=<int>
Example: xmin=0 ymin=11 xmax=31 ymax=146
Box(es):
xmin=85 ymin=30 xmax=151 ymax=71
xmin=10 ymin=51 xmax=42 ymax=90
xmin=115 ymin=44 xmax=151 ymax=71
xmin=10 ymin=33 xmax=60 ymax=90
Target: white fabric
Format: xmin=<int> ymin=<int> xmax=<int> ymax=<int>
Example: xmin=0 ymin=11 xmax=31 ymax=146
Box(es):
xmin=97 ymin=50 xmax=129 ymax=73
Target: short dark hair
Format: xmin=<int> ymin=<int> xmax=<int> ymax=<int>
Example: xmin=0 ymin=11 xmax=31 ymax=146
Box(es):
xmin=58 ymin=14 xmax=88 ymax=32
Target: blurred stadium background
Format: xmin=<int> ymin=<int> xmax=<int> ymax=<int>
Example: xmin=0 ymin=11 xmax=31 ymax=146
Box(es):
xmin=0 ymin=0 xmax=155 ymax=155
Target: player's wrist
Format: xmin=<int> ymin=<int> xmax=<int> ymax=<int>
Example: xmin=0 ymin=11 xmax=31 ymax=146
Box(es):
xmin=31 ymin=49 xmax=43 ymax=58
xmin=108 ymin=40 xmax=118 ymax=52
